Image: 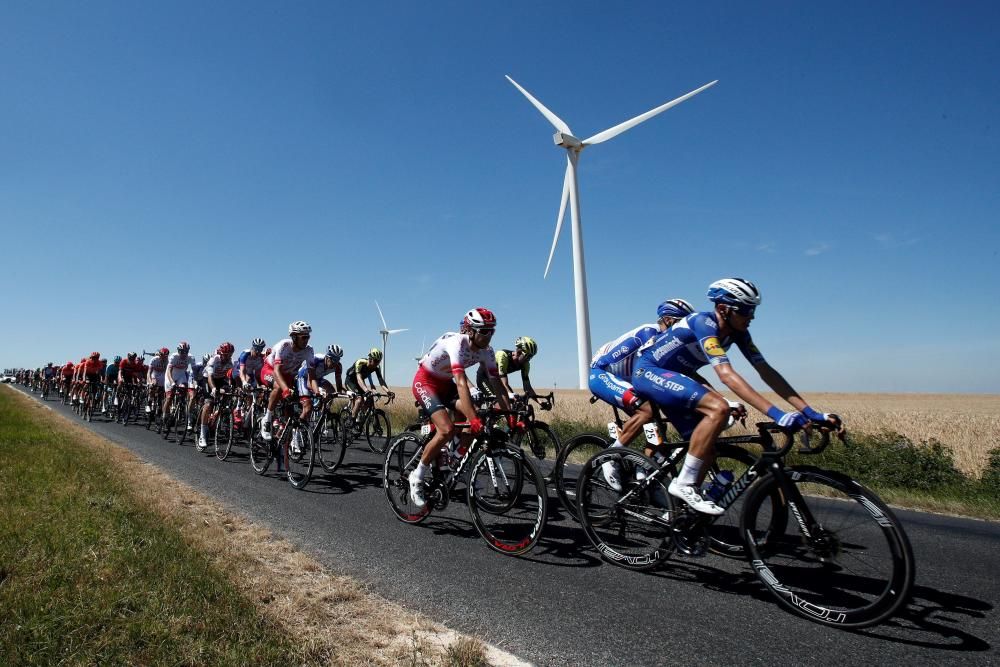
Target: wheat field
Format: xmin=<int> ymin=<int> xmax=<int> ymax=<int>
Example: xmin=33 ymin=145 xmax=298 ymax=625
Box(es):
xmin=540 ymin=389 xmax=1000 ymax=477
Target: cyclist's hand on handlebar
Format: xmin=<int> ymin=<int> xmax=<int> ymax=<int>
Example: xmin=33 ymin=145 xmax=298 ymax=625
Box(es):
xmin=281 ymin=388 xmax=293 ymax=399
xmin=767 ymin=406 xmax=809 ymax=433
xmin=469 ymin=417 xmax=484 ymax=434
xmin=506 ymin=414 xmax=518 ymax=430
xmin=802 ymin=407 xmax=844 ymax=433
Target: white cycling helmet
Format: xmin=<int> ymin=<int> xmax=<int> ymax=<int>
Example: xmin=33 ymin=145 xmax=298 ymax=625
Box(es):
xmin=326 ymin=344 xmax=344 ymax=360
xmin=288 ymin=320 xmax=312 ymax=335
xmin=707 ymin=278 xmax=762 ymax=308
xmin=251 ymin=337 xmax=266 ymax=350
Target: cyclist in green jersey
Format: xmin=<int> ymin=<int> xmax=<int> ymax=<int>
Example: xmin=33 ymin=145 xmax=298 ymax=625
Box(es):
xmin=476 ymin=336 xmax=540 ymax=402
xmin=346 ymin=348 xmax=393 ymax=421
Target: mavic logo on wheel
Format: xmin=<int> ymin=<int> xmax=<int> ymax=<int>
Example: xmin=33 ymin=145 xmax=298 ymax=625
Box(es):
xmin=598 ymin=543 xmax=659 ymax=566
xmin=853 ymin=494 xmax=894 ymax=527
xmin=751 ymin=560 xmax=789 ymax=593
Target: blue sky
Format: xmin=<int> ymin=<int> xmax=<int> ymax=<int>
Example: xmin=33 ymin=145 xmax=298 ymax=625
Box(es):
xmin=2 ymin=1 xmax=998 ymax=392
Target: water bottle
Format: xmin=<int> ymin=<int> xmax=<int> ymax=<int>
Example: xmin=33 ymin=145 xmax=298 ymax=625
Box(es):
xmin=703 ymin=470 xmax=735 ymax=502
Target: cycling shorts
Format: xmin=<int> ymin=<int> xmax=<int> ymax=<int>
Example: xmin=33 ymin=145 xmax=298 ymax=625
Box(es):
xmin=588 ymin=370 xmax=643 ymax=415
xmin=259 ymin=361 xmax=293 ymax=388
xmin=630 ymin=366 xmax=709 ymax=439
xmin=411 ymin=365 xmax=457 ymax=416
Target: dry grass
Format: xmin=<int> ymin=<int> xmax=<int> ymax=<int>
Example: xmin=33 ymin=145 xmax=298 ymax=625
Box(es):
xmin=517 ymin=388 xmax=1000 ymax=478
xmin=5 ymin=388 xmax=529 ymax=667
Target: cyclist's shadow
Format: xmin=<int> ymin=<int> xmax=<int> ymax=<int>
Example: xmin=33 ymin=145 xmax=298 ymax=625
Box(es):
xmin=644 ymin=560 xmax=992 ymax=652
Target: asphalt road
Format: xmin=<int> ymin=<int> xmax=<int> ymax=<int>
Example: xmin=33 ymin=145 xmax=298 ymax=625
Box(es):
xmin=12 ymin=385 xmax=999 ymax=666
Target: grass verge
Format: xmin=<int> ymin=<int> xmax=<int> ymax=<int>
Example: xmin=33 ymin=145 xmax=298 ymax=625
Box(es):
xmin=0 ymin=388 xmax=522 ymax=666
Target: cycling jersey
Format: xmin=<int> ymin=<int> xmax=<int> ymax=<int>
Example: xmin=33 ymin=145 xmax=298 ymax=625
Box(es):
xmin=42 ymin=367 xmax=56 ymax=379
xmin=103 ymin=363 xmax=119 ymax=383
xmin=234 ymin=349 xmax=265 ymax=381
xmin=60 ymin=364 xmax=74 ymax=378
xmin=119 ymin=358 xmax=143 ymax=382
xmin=347 ymin=358 xmax=382 ymax=382
xmin=635 ymin=311 xmax=765 ymax=374
xmin=267 ymin=338 xmax=315 ymax=375
xmin=204 ymin=355 xmax=233 ymax=380
xmin=591 ymin=324 xmax=659 ymax=379
xmin=417 ymin=332 xmax=499 ymax=380
xmin=300 ymin=355 xmax=341 ymax=380
xmin=81 ymin=359 xmax=105 ymax=377
xmin=166 ymin=353 xmax=192 ymax=387
xmin=475 ymin=349 xmax=530 ymax=396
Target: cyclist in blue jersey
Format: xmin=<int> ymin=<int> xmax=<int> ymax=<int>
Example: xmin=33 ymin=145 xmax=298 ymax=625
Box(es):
xmin=296 ymin=344 xmax=346 ymax=400
xmin=234 ymin=338 xmax=267 ymax=388
xmin=589 ymin=298 xmax=695 ymax=490
xmin=632 ymin=278 xmax=842 ymax=515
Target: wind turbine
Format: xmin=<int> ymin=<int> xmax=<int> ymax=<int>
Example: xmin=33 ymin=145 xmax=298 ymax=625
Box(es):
xmin=506 ymin=75 xmax=717 ymax=388
xmin=414 ymin=336 xmax=426 ymax=362
xmin=375 ymin=301 xmax=408 ymax=383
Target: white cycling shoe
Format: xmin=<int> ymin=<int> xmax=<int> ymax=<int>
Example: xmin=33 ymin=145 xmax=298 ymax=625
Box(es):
xmin=601 ymin=461 xmax=623 ymax=492
xmin=668 ymin=479 xmax=724 ymax=516
xmin=408 ymin=471 xmax=427 ymax=508
xmin=260 ymin=425 xmax=273 ymax=442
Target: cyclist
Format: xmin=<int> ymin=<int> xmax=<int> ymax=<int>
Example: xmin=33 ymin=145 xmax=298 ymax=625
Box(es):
xmin=259 ymin=321 xmax=315 ymax=442
xmin=589 ymin=298 xmax=696 ymax=488
xmin=476 ymin=336 xmax=541 ymax=402
xmin=346 ymin=348 xmax=393 ymax=423
xmin=162 ymin=341 xmax=195 ymax=428
xmin=70 ymin=356 xmax=88 ymax=404
xmin=41 ymin=362 xmax=57 ymax=394
xmin=80 ymin=352 xmax=105 ymax=409
xmin=146 ymin=348 xmax=169 ymax=412
xmin=118 ymin=352 xmax=143 ymax=386
xmin=407 ymin=308 xmax=512 ymax=507
xmin=102 ymin=356 xmax=121 ymax=412
xmin=197 ymin=342 xmax=235 ymax=449
xmin=59 ymin=360 xmax=75 ymax=396
xmin=234 ymin=338 xmax=267 ymax=389
xmin=191 ymin=353 xmax=210 ymax=395
xmin=632 ymin=278 xmax=842 ymax=515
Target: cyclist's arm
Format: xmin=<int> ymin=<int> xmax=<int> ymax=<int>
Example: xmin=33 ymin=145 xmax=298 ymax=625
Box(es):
xmin=753 ymin=361 xmax=808 ymax=412
xmin=498 ymin=373 xmax=516 ymax=398
xmin=334 ymin=370 xmax=345 ymax=393
xmin=207 ymin=374 xmax=217 ymax=393
xmin=713 ymin=363 xmax=776 ymax=416
xmin=273 ymin=361 xmax=292 ymax=392
xmin=374 ymin=367 xmax=388 ymax=392
xmin=520 ymin=368 xmax=538 ymax=399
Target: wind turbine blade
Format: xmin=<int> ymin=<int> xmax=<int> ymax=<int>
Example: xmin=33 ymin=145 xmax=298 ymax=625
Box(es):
xmin=543 ymin=160 xmax=572 ymax=279
xmin=505 ymin=75 xmax=573 ymax=136
xmin=374 ymin=301 xmax=388 ymax=330
xmin=388 ymin=328 xmax=408 ymax=335
xmin=582 ymin=80 xmax=718 ymax=145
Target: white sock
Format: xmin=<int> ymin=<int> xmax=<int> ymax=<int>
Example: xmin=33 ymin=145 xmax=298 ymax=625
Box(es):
xmin=413 ymin=462 xmax=428 ymax=480
xmin=677 ymin=454 xmax=704 ymax=486
xmin=263 ymin=410 xmax=272 ymax=424
xmin=200 ymin=425 xmax=208 ymax=439
xmin=611 ymin=439 xmax=624 ymax=448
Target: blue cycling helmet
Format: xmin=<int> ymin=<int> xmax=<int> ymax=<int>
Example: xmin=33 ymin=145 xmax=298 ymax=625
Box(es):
xmin=656 ymin=298 xmax=695 ymax=321
xmin=707 ymin=278 xmax=761 ymax=307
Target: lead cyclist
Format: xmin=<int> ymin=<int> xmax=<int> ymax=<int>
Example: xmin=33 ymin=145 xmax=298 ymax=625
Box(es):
xmin=631 ymin=278 xmax=843 ymax=515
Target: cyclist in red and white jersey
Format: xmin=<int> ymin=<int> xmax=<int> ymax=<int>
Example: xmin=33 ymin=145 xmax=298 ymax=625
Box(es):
xmin=259 ymin=321 xmax=316 ymax=442
xmin=162 ymin=342 xmax=195 ymax=428
xmin=146 ymin=348 xmax=168 ymax=412
xmin=197 ymin=342 xmax=235 ymax=449
xmin=408 ymin=308 xmax=511 ymax=507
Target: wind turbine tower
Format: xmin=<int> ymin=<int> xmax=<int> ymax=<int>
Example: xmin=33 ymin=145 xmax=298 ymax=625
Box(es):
xmin=375 ymin=301 xmax=408 ymax=384
xmin=506 ymin=75 xmax=717 ymax=388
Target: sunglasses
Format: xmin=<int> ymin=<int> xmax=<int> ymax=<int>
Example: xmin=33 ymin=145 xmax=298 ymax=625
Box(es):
xmin=730 ymin=304 xmax=756 ymax=317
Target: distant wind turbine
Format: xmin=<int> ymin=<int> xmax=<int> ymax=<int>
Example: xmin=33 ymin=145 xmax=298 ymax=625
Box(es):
xmin=506 ymin=75 xmax=717 ymax=388
xmin=375 ymin=301 xmax=408 ymax=383
xmin=414 ymin=336 xmax=426 ymax=362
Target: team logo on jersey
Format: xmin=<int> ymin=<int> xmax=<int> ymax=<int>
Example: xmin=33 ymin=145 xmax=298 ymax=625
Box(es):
xmin=703 ymin=337 xmax=726 ymax=357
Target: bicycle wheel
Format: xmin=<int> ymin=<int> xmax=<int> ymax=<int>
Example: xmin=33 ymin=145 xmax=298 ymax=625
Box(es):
xmin=316 ymin=414 xmax=348 ymax=473
xmin=553 ymin=433 xmax=611 ymax=519
xmin=382 ymin=433 xmax=431 ymax=524
xmin=705 ymin=444 xmax=787 ymax=559
xmin=176 ymin=402 xmax=190 ymax=445
xmin=365 ymin=409 xmax=392 ymax=454
xmin=518 ymin=421 xmax=561 ymax=461
xmin=284 ymin=423 xmax=314 ymax=489
xmin=467 ymin=446 xmax=547 ymax=556
xmin=248 ymin=432 xmax=273 ymax=475
xmin=577 ymin=448 xmax=673 ymax=571
xmin=742 ymin=466 xmax=915 ymax=628
xmin=214 ymin=411 xmax=235 ymax=461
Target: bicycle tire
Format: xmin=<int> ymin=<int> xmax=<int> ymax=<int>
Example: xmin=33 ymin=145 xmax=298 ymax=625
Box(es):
xmin=553 ymin=433 xmax=612 ymax=519
xmin=364 ymin=409 xmax=392 ymax=454
xmin=316 ymin=414 xmax=348 ymax=473
xmin=382 ymin=432 xmax=431 ymax=524
xmin=741 ymin=465 xmax=915 ymax=628
xmin=249 ymin=433 xmax=273 ymax=475
xmin=576 ymin=448 xmax=673 ymax=571
xmin=518 ymin=421 xmax=561 ymax=462
xmin=285 ymin=424 xmax=314 ymax=489
xmin=467 ymin=445 xmax=547 ymax=556
xmin=214 ymin=411 xmax=235 ymax=461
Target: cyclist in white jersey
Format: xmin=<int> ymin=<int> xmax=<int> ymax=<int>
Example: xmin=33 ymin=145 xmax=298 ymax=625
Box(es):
xmin=407 ymin=308 xmax=512 ymax=507
xmin=146 ymin=347 xmax=169 ymax=413
xmin=162 ymin=341 xmax=196 ymax=428
xmin=259 ymin=321 xmax=316 ymax=442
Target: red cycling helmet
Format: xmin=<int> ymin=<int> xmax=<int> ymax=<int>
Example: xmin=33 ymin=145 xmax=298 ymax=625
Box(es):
xmin=159 ymin=347 xmax=169 ymax=356
xmin=89 ymin=351 xmax=100 ymax=360
xmin=462 ymin=307 xmax=496 ymax=333
xmin=217 ymin=341 xmax=235 ymax=355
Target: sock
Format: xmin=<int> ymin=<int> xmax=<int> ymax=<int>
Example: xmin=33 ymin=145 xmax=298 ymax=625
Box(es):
xmin=263 ymin=409 xmax=272 ymax=424
xmin=413 ymin=462 xmax=428 ymax=480
xmin=676 ymin=454 xmax=704 ymax=486
xmin=201 ymin=425 xmax=208 ymax=439
xmin=611 ymin=439 xmax=624 ymax=448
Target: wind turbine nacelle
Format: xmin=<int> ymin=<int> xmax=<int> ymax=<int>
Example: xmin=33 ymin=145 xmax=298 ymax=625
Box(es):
xmin=553 ymin=132 xmax=582 ymax=149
